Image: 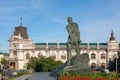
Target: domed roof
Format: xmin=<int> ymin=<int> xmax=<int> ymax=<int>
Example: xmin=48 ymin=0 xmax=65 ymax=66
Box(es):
xmin=14 ymin=25 xmax=29 ymax=39
xmin=14 ymin=17 xmax=29 ymax=39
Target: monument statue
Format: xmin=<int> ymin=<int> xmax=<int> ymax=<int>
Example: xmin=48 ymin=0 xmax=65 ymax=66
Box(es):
xmin=63 ymin=17 xmax=91 ymax=73
xmin=50 ymin=17 xmax=91 ymax=77
xmin=66 ymin=17 xmax=80 ymax=65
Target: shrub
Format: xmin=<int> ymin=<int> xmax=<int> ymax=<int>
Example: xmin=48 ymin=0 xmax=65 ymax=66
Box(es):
xmin=9 ymin=78 xmax=14 ymax=80
xmin=16 ymin=72 xmax=29 ymax=77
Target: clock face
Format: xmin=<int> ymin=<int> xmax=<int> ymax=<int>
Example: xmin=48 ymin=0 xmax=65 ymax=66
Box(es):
xmin=109 ymin=44 xmax=116 ymax=49
xmin=112 ymin=44 xmax=116 ymax=49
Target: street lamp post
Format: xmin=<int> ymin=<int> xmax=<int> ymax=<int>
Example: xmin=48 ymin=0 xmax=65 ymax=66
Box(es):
xmin=115 ymin=53 xmax=118 ymax=73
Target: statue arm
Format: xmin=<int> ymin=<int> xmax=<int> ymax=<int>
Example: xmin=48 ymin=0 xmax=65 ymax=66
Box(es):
xmin=75 ymin=23 xmax=80 ymax=42
xmin=66 ymin=26 xmax=73 ymax=39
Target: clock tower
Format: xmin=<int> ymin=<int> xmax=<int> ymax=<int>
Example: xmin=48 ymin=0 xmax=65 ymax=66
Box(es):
xmin=8 ymin=18 xmax=35 ymax=70
xmin=106 ymin=31 xmax=119 ymax=66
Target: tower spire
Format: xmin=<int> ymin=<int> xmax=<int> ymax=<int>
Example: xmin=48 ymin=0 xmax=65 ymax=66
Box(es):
xmin=110 ymin=30 xmax=115 ymax=40
xmin=20 ymin=17 xmax=22 ymax=26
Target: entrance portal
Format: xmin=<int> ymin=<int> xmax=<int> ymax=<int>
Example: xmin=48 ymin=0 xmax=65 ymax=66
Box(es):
xmin=10 ymin=62 xmax=15 ymax=70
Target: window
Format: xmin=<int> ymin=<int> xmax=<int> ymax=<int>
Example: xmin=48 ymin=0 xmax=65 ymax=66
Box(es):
xmin=91 ymin=63 xmax=96 ymax=70
xmin=61 ymin=55 xmax=66 ymax=59
xmin=61 ymin=52 xmax=66 ymax=59
xmin=101 ymin=62 xmax=105 ymax=68
xmin=91 ymin=53 xmax=96 ymax=59
xmin=26 ymin=53 xmax=30 ymax=59
xmin=101 ymin=53 xmax=105 ymax=59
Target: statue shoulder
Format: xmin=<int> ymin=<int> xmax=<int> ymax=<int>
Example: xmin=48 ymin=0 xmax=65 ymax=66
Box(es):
xmin=74 ymin=23 xmax=78 ymax=26
xmin=66 ymin=24 xmax=72 ymax=29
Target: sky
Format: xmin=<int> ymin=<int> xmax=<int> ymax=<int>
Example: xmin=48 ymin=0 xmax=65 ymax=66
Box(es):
xmin=0 ymin=0 xmax=120 ymax=53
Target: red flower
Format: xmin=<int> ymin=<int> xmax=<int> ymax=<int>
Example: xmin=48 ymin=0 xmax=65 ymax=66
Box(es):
xmin=96 ymin=77 xmax=106 ymax=80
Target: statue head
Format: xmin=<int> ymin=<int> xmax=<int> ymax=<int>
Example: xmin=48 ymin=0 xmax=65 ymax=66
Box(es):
xmin=67 ymin=17 xmax=73 ymax=23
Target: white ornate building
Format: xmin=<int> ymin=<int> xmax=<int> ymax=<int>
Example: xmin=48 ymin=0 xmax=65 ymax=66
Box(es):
xmin=9 ymin=24 xmax=120 ymax=70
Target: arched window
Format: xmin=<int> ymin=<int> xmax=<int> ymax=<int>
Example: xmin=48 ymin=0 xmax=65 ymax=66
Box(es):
xmin=26 ymin=53 xmax=30 ymax=59
xmin=61 ymin=52 xmax=66 ymax=59
xmin=91 ymin=53 xmax=96 ymax=59
xmin=101 ymin=62 xmax=105 ymax=68
xmin=91 ymin=63 xmax=96 ymax=70
xmin=101 ymin=53 xmax=105 ymax=59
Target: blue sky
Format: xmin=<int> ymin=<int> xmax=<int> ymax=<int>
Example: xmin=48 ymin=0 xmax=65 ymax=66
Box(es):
xmin=0 ymin=0 xmax=120 ymax=52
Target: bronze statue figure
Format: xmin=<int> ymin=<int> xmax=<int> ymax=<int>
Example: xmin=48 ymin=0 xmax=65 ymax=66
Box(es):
xmin=66 ymin=17 xmax=80 ymax=65
xmin=50 ymin=17 xmax=91 ymax=76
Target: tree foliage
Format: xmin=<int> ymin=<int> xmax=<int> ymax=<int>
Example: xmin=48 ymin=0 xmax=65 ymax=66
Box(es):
xmin=27 ymin=56 xmax=63 ymax=72
xmin=0 ymin=58 xmax=9 ymax=65
xmin=27 ymin=57 xmax=37 ymax=70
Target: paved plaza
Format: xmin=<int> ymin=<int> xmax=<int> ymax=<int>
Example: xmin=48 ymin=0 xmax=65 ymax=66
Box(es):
xmin=27 ymin=72 xmax=57 ymax=80
xmin=15 ymin=72 xmax=57 ymax=80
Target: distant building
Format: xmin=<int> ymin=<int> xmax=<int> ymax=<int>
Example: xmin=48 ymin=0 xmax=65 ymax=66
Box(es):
xmin=9 ymin=24 xmax=120 ymax=70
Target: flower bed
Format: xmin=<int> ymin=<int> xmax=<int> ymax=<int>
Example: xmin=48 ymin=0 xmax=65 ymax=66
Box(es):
xmin=58 ymin=72 xmax=120 ymax=80
xmin=58 ymin=76 xmax=120 ymax=80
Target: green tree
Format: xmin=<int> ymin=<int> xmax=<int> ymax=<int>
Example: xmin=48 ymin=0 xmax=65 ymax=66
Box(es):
xmin=27 ymin=57 xmax=37 ymax=70
xmin=27 ymin=56 xmax=63 ymax=72
xmin=35 ymin=57 xmax=48 ymax=72
xmin=0 ymin=58 xmax=9 ymax=66
xmin=0 ymin=58 xmax=9 ymax=69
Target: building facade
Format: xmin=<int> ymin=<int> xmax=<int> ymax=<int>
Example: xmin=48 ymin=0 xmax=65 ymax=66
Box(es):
xmin=9 ymin=24 xmax=120 ymax=70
